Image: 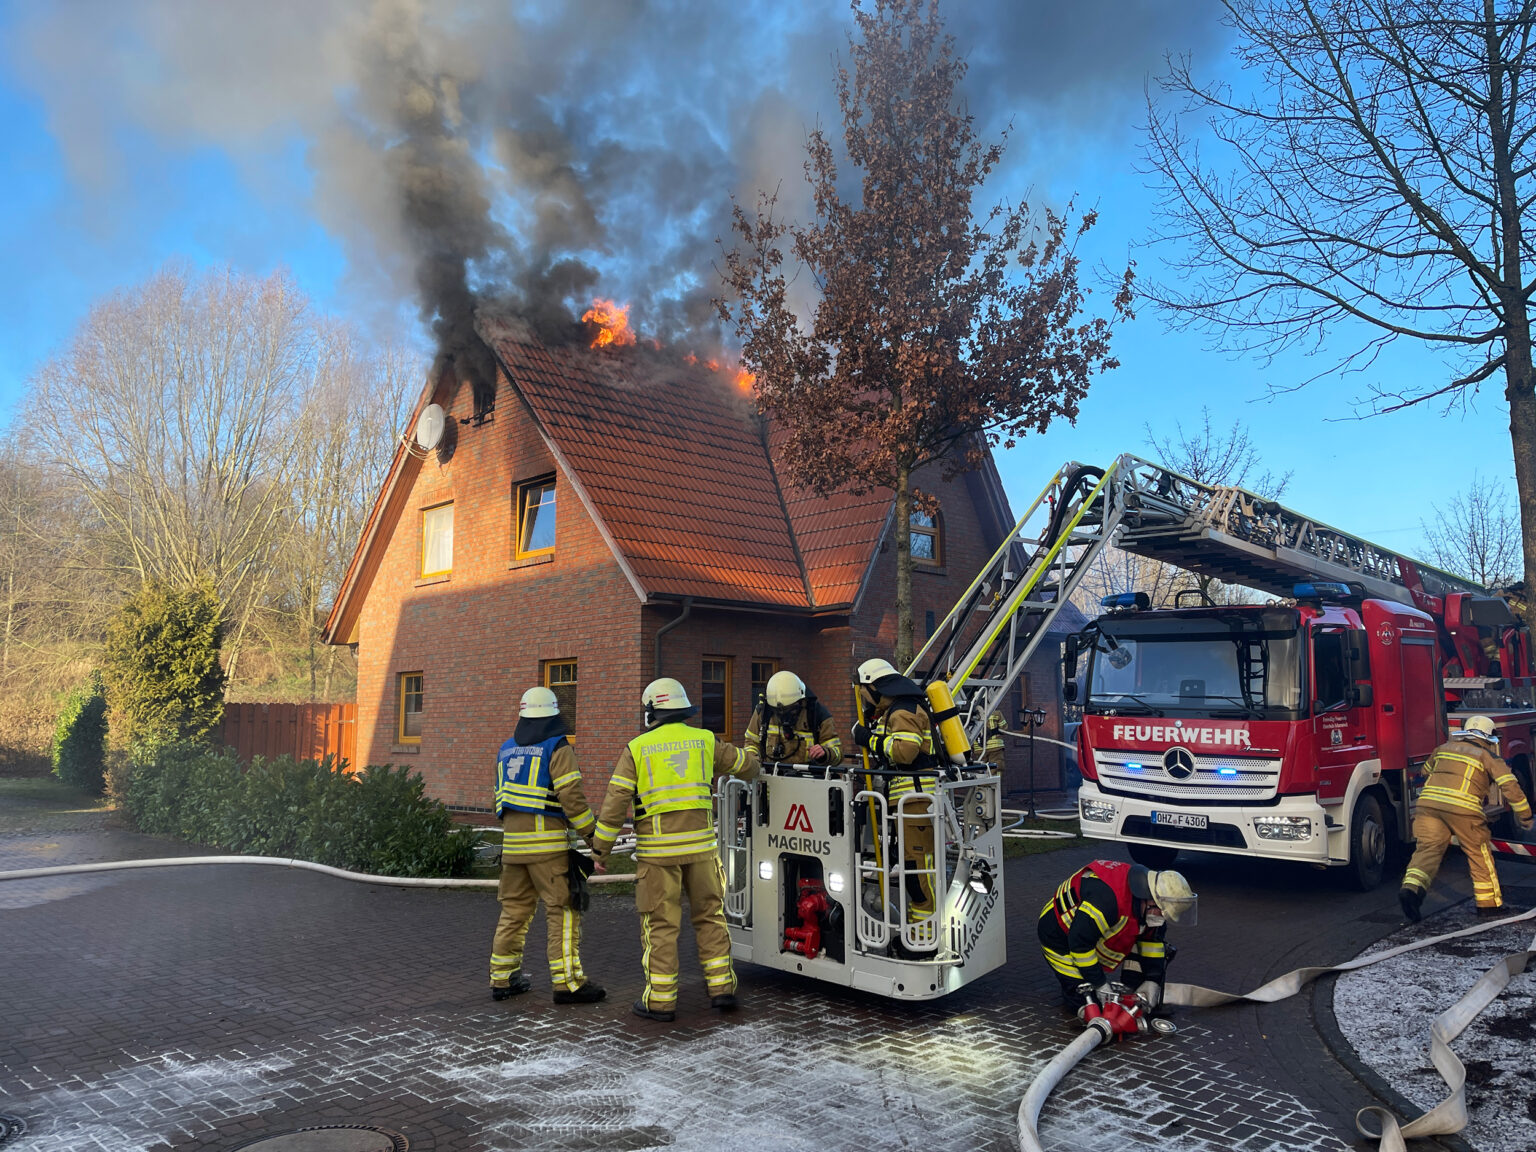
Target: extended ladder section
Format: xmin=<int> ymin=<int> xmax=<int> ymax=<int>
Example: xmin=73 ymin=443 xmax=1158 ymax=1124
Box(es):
xmin=909 ymin=453 xmax=1487 ymax=749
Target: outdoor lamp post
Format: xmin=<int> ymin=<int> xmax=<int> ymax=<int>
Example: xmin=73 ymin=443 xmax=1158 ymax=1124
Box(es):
xmin=1018 ymin=707 xmax=1047 ymax=817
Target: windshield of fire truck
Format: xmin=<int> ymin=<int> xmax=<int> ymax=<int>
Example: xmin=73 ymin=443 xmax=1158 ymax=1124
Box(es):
xmin=1085 ymin=609 xmax=1303 ymax=717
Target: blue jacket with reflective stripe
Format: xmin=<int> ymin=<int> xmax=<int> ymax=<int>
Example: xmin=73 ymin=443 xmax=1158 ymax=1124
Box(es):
xmin=495 ymin=735 xmax=567 ymax=816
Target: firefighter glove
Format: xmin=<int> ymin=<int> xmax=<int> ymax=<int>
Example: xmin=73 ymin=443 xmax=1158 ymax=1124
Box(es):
xmin=1136 ymin=981 xmax=1162 ymax=1012
xmin=852 ymin=723 xmax=875 ymax=753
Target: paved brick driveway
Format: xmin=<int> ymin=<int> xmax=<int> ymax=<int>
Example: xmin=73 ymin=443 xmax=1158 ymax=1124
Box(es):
xmin=0 ymin=829 xmax=1510 ymax=1151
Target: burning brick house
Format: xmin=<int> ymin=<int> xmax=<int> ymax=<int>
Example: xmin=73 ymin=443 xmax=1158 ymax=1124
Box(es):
xmin=323 ymin=325 xmax=1068 ymax=814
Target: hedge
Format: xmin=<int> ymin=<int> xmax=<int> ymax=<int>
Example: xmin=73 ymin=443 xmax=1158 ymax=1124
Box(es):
xmin=52 ymin=673 xmax=109 ymax=795
xmin=121 ymin=743 xmax=477 ymax=878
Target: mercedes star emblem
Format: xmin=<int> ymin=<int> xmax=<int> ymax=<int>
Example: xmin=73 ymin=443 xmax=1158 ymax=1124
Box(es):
xmin=1162 ymin=746 xmax=1196 ymax=780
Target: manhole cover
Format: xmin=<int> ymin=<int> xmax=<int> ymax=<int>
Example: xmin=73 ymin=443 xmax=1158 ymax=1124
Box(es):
xmin=230 ymin=1125 xmax=407 ymax=1151
xmin=0 ymin=1114 xmax=26 ymax=1146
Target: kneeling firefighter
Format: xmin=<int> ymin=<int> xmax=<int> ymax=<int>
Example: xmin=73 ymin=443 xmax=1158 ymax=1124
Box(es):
xmin=744 ymin=670 xmax=842 ymax=766
xmin=851 ymin=657 xmax=938 ymax=923
xmin=488 ymin=686 xmax=606 ymax=1004
xmin=1038 ymin=860 xmax=1197 ymax=1035
xmin=592 ymin=678 xmax=761 ymax=1022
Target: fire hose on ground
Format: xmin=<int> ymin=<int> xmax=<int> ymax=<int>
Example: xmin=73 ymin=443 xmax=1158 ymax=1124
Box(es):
xmin=1017 ymin=906 xmax=1536 ymax=1152
xmin=0 ymin=838 xmax=645 ymax=890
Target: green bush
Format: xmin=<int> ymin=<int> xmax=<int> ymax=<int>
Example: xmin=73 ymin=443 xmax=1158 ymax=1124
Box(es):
xmin=51 ymin=673 xmax=109 ymax=794
xmin=120 ymin=742 xmax=476 ymax=878
xmin=103 ymin=580 xmax=226 ymax=750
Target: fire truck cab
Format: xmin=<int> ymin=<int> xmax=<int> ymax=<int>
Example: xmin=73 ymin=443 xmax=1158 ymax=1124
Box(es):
xmin=1071 ymin=586 xmax=1536 ymax=888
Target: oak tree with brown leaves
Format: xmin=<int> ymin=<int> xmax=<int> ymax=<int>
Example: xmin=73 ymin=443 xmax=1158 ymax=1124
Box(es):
xmin=720 ymin=0 xmax=1133 ymax=666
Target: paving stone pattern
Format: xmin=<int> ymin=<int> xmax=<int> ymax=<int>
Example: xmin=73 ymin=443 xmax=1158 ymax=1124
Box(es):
xmin=1 ymin=831 xmax=1506 ymax=1152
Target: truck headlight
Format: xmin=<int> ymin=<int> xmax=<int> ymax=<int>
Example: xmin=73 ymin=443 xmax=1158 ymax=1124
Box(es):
xmin=759 ymin=860 xmax=774 ymax=880
xmin=1080 ymin=799 xmax=1116 ymax=823
xmin=827 ymin=871 xmax=845 ymax=893
xmin=1253 ymin=815 xmax=1311 ymax=841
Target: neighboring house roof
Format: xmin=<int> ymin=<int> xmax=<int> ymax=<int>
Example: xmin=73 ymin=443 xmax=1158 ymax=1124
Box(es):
xmin=1043 ymin=599 xmax=1091 ymax=637
xmin=325 ymin=326 xmax=1017 ymax=640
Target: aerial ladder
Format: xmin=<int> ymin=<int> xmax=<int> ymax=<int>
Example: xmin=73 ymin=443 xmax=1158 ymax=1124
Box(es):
xmin=721 ymin=454 xmax=1521 ymax=999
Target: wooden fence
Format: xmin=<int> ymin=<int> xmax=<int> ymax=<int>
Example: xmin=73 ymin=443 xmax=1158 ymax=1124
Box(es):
xmin=222 ymin=702 xmax=356 ymax=769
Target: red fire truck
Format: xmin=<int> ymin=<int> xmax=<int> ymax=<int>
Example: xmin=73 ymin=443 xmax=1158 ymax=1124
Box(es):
xmin=913 ymin=454 xmax=1536 ymax=891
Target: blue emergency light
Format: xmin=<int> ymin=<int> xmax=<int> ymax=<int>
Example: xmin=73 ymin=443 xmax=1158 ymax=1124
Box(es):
xmin=1217 ymin=767 xmax=1239 ymax=776
xmin=1293 ymin=581 xmax=1352 ymax=601
xmin=1100 ymin=591 xmax=1150 ymax=610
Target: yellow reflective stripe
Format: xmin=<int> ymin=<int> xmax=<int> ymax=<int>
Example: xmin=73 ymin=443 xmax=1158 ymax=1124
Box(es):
xmin=1078 ymin=902 xmax=1111 ymax=936
xmin=1096 ymin=944 xmax=1125 ymax=965
xmin=610 ymin=777 xmax=637 ymax=794
xmin=823 ymin=738 xmax=842 ymax=756
xmin=1494 ymin=773 xmax=1517 ymax=786
xmin=635 ymin=836 xmax=719 ymax=857
xmin=594 ymin=821 xmax=624 ymax=840
xmin=1044 ymin=950 xmax=1082 ymax=977
xmin=551 ymin=770 xmax=582 ymax=788
xmin=1420 ymin=786 xmax=1485 ymax=811
xmin=569 ymin=810 xmax=595 ymax=831
xmin=1136 ymin=941 xmax=1166 ymax=957
xmin=1069 ymin=949 xmax=1099 ymax=966
xmin=729 ymin=746 xmax=748 ymax=774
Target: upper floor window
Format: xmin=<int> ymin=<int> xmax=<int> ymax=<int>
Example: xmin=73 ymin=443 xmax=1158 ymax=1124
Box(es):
xmin=910 ymin=508 xmax=943 ymax=565
xmin=399 ymin=672 xmax=424 ymax=744
xmin=421 ymin=503 xmax=453 ymax=577
xmin=517 ymin=476 xmax=557 ymax=557
xmin=543 ymin=659 xmax=578 ymax=734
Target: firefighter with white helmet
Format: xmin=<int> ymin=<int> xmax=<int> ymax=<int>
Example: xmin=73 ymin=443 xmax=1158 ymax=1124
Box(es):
xmin=1038 ymin=859 xmax=1196 ymax=1031
xmin=488 ymin=686 xmax=606 ymax=1005
xmin=744 ymin=670 xmax=842 ymax=766
xmin=592 ymin=677 xmax=761 ymax=1021
xmin=851 ymin=657 xmax=939 ymax=923
xmin=1399 ymin=715 xmax=1532 ymax=921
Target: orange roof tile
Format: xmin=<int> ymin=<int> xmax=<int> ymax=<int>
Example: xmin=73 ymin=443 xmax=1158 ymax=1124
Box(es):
xmin=485 ymin=328 xmax=902 ymax=611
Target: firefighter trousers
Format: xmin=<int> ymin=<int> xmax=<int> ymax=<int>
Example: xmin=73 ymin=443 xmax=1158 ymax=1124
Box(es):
xmin=635 ymin=855 xmax=735 ymax=1010
xmin=896 ymin=795 xmax=936 ymax=922
xmin=490 ymin=853 xmax=586 ymax=992
xmin=1402 ymin=809 xmax=1503 ymax=909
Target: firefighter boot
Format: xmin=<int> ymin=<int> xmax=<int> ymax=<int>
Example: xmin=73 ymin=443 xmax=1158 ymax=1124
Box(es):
xmin=631 ymin=999 xmax=676 ymax=1023
xmin=491 ymin=972 xmax=532 ymax=1000
xmin=710 ymin=993 xmax=739 ymax=1011
xmin=1398 ymin=887 xmax=1423 ymax=923
xmin=1476 ymin=903 xmax=1527 ymax=916
xmin=553 ymin=982 xmax=607 ymax=1004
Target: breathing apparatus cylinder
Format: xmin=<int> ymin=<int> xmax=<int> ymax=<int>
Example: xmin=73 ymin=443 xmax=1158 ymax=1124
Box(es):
xmin=925 ymin=681 xmax=971 ymax=765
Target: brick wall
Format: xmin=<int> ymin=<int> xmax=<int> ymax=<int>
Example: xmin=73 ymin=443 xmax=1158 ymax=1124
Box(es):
xmin=354 ymin=368 xmax=643 ymax=808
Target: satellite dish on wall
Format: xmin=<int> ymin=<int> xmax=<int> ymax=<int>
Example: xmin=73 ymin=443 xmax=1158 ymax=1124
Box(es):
xmin=415 ymin=404 xmax=446 ymax=451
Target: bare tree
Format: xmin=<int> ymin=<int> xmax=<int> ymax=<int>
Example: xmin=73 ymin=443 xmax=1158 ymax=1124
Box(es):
xmin=721 ymin=0 xmax=1131 ymax=665
xmin=1144 ymin=1 xmax=1536 ymax=620
xmin=1423 ymin=475 xmax=1521 ymax=586
xmin=279 ymin=329 xmax=415 ymax=699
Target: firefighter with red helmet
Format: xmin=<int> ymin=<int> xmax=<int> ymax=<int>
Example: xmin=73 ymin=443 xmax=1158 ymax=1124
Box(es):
xmin=1038 ymin=859 xmax=1197 ymax=1031
xmin=592 ymin=677 xmax=761 ymax=1022
xmin=1399 ymin=715 xmax=1532 ymax=921
xmin=488 ymin=686 xmax=606 ymax=1005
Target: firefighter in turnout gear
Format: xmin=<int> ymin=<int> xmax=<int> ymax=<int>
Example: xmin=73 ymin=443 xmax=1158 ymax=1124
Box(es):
xmin=744 ymin=670 xmax=842 ymax=766
xmin=1038 ymin=860 xmax=1197 ymax=1031
xmin=850 ymin=658 xmax=939 ymax=924
xmin=592 ymin=677 xmax=761 ymax=1022
xmin=1400 ymin=716 xmax=1532 ymax=921
xmin=489 ymin=687 xmax=606 ymax=1004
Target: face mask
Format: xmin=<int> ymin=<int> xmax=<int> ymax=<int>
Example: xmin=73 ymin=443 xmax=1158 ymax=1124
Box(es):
xmin=1145 ymin=908 xmax=1166 ymax=928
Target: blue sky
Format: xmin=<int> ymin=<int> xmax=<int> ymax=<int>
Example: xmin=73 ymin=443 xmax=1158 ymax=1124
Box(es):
xmin=0 ymin=1 xmax=1506 ymax=558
